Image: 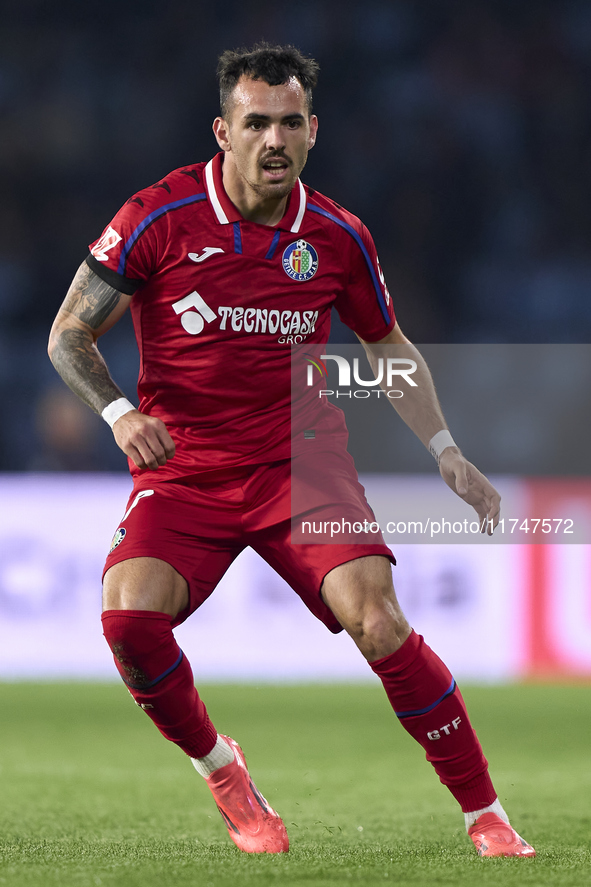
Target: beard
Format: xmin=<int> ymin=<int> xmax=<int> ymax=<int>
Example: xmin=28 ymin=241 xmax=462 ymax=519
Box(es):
xmin=248 ymin=178 xmax=295 ymax=201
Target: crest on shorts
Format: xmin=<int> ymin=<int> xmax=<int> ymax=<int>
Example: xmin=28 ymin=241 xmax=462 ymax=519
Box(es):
xmin=109 ymin=527 xmax=126 ymax=552
xmin=282 ymin=240 xmax=319 ymax=281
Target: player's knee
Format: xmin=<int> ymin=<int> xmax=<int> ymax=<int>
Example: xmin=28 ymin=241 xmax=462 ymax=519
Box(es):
xmin=350 ymin=603 xmax=406 ymax=642
xmin=102 ymin=559 xmax=188 ymax=617
xmin=338 ymin=585 xmax=410 ymax=658
xmin=102 ymin=573 xmax=145 ymax=612
xmin=323 ymin=557 xmax=410 ymax=656
xmin=101 ymin=610 xmax=175 ymax=688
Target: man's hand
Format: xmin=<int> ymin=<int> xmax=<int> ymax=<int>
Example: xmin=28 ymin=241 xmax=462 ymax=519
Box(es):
xmin=438 ymin=448 xmax=500 ymax=535
xmin=112 ymin=411 xmax=176 ymax=470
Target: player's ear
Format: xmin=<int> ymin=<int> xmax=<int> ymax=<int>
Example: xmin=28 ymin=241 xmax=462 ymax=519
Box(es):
xmin=308 ymin=115 xmax=318 ymax=150
xmin=213 ymin=117 xmax=231 ymax=152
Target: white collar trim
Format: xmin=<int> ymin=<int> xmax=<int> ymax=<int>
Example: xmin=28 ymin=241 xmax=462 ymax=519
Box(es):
xmin=290 ymin=179 xmax=306 ymax=233
xmin=206 ymin=158 xmax=306 ymax=230
xmin=205 ymin=158 xmax=229 ymax=224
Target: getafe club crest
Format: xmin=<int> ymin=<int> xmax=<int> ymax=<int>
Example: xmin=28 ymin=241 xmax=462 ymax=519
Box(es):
xmin=282 ymin=240 xmax=319 ymax=281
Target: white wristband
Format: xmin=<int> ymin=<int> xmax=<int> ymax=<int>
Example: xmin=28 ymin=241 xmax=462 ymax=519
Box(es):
xmin=428 ymin=430 xmax=457 ymax=464
xmin=101 ymin=397 xmax=136 ymax=429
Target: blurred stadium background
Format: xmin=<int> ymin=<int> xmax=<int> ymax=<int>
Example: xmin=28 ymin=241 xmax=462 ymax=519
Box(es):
xmin=1 ymin=0 xmax=591 ymax=683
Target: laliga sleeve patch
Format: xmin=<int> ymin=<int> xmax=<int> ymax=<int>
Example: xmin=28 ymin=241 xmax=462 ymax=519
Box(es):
xmin=91 ymin=226 xmax=123 ymax=262
xmin=109 ymin=527 xmax=126 ymax=552
xmin=282 ymin=240 xmax=319 ymax=281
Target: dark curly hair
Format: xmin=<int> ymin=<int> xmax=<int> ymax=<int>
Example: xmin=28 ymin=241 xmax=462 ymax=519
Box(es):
xmin=217 ymin=42 xmax=320 ymax=118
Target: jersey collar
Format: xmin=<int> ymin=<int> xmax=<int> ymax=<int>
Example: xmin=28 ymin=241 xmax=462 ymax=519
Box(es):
xmin=204 ymin=152 xmax=307 ymax=233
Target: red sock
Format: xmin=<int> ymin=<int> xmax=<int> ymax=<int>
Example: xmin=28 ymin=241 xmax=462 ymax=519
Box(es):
xmin=101 ymin=609 xmax=217 ymax=759
xmin=370 ymin=630 xmax=496 ymax=812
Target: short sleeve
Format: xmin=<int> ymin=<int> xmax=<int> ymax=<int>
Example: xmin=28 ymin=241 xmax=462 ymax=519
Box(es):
xmin=334 ymin=222 xmax=396 ymax=342
xmin=87 ymin=192 xmax=159 ymax=295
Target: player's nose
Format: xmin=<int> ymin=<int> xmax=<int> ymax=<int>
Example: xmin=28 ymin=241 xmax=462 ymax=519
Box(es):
xmin=265 ymin=124 xmax=285 ymax=150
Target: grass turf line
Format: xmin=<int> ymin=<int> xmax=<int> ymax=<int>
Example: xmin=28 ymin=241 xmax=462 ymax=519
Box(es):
xmin=0 ymin=682 xmax=589 ymax=886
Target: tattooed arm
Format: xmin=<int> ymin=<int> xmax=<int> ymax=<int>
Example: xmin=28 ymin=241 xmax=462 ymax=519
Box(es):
xmin=48 ymin=261 xmax=175 ymax=470
xmin=48 ymin=262 xmax=131 ymax=413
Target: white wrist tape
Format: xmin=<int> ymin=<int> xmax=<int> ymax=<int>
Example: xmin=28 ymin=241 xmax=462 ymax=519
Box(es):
xmin=101 ymin=397 xmax=136 ymax=429
xmin=428 ymin=429 xmax=457 ymax=464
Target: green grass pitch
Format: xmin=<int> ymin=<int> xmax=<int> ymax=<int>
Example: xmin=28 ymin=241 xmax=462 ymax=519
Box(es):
xmin=0 ymin=682 xmax=589 ymax=886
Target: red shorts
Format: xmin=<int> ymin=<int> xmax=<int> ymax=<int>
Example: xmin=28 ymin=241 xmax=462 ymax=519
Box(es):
xmin=103 ymin=457 xmax=394 ymax=634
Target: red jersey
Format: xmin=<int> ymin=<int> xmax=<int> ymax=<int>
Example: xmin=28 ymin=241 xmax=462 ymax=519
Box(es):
xmin=88 ymin=152 xmax=396 ymax=483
